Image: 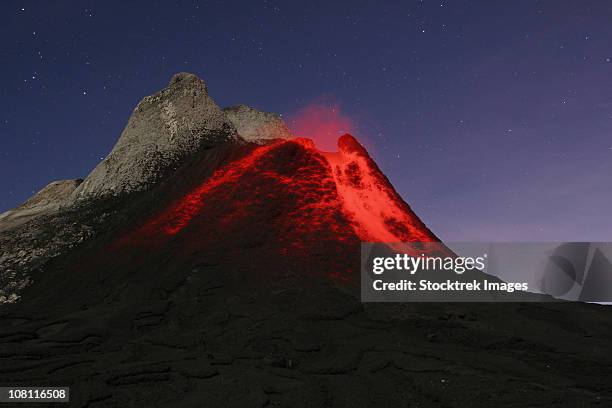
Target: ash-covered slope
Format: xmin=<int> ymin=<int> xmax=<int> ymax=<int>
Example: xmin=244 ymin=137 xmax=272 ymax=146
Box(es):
xmin=0 ymin=73 xmax=611 ymax=407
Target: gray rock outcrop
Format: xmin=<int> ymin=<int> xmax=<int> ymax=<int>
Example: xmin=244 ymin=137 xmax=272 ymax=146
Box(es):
xmin=224 ymin=104 xmax=293 ymax=143
xmin=0 ymin=179 xmax=82 ymax=232
xmin=72 ymin=72 xmax=238 ymax=200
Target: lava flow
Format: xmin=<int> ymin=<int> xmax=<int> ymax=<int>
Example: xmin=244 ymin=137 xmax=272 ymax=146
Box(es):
xmin=323 ymin=134 xmax=437 ymax=243
xmin=118 ymin=134 xmax=438 ymax=258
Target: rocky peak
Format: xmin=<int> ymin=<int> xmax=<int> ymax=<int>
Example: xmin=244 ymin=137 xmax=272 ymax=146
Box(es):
xmin=0 ymin=179 xmax=82 ymax=232
xmin=168 ymin=71 xmax=200 ymax=86
xmin=72 ymin=72 xmax=238 ymax=200
xmin=224 ymin=104 xmax=293 ymax=143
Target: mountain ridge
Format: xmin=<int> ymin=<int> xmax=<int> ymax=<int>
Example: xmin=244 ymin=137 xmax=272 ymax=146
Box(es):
xmin=0 ymin=73 xmax=303 ymax=302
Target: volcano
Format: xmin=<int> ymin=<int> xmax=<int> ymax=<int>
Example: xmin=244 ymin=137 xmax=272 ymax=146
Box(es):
xmin=111 ymin=133 xmax=439 ymax=283
xmin=1 ymin=73 xmax=611 ymax=407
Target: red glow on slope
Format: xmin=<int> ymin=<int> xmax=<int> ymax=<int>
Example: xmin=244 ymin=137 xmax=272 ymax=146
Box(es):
xmin=116 ymin=134 xmax=439 ymax=269
xmin=287 ymin=103 xmax=355 ymax=152
xmin=322 ymin=134 xmax=436 ymax=244
xmin=121 ymin=143 xmax=279 ymax=241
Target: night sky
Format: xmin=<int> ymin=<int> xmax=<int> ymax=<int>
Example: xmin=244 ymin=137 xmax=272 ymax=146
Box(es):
xmin=2 ymin=0 xmax=611 ymax=241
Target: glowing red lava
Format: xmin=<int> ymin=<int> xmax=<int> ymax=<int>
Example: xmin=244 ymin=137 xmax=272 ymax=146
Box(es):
xmin=323 ymin=135 xmax=436 ymax=243
xmin=120 ymin=134 xmax=437 ymax=251
xmin=154 ymin=143 xmax=277 ymax=236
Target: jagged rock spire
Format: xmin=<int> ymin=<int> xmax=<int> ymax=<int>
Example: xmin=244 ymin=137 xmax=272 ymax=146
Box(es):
xmin=73 ymin=72 xmax=237 ymax=199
